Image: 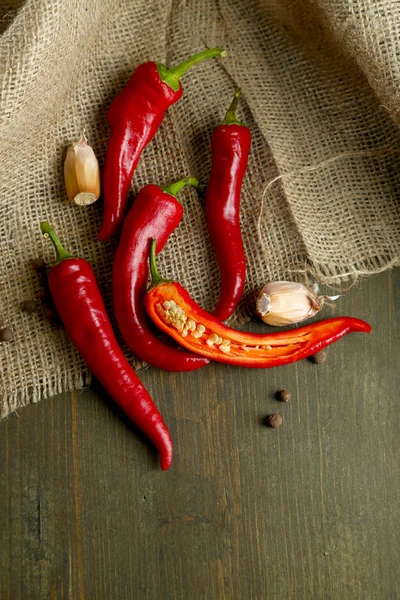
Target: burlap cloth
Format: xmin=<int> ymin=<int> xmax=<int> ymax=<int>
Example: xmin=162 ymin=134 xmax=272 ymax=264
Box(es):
xmin=1 ymin=0 xmax=399 ymax=418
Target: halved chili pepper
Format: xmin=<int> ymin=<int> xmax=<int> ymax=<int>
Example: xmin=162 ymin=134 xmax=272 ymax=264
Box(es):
xmin=99 ymin=47 xmax=227 ymax=242
xmin=144 ymin=240 xmax=371 ymax=368
xmin=41 ymin=223 xmax=172 ymax=470
xmin=205 ymin=88 xmax=251 ymax=321
xmin=112 ymin=177 xmax=209 ymax=371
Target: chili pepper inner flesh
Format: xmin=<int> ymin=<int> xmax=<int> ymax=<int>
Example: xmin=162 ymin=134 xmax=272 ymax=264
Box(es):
xmin=145 ymin=283 xmax=371 ymax=368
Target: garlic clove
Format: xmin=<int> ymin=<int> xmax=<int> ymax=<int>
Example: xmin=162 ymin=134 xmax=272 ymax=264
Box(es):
xmin=256 ymin=280 xmax=337 ymax=326
xmin=64 ymin=133 xmax=100 ymax=205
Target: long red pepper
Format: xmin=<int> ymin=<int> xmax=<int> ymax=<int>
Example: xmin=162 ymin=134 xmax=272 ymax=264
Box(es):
xmin=99 ymin=47 xmax=227 ymax=242
xmin=41 ymin=223 xmax=172 ymax=470
xmin=145 ymin=240 xmax=371 ymax=368
xmin=205 ymin=88 xmax=251 ymax=321
xmin=112 ymin=177 xmax=209 ymax=371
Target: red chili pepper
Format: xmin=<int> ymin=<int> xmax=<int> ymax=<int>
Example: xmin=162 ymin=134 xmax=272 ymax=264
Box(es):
xmin=145 ymin=240 xmax=371 ymax=367
xmin=205 ymin=88 xmax=251 ymax=321
xmin=112 ymin=177 xmax=209 ymax=371
xmin=40 ymin=223 xmax=172 ymax=470
xmin=99 ymin=47 xmax=227 ymax=242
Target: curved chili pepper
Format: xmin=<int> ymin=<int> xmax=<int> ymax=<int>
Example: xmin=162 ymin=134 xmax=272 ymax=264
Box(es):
xmin=40 ymin=223 xmax=172 ymax=470
xmin=99 ymin=47 xmax=227 ymax=241
xmin=112 ymin=177 xmax=209 ymax=371
xmin=205 ymin=88 xmax=251 ymax=321
xmin=145 ymin=240 xmax=371 ymax=368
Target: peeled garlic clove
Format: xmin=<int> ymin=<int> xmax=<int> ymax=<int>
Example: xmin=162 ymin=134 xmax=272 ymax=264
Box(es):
xmin=256 ymin=281 xmax=337 ymax=326
xmin=64 ymin=133 xmax=100 ymax=205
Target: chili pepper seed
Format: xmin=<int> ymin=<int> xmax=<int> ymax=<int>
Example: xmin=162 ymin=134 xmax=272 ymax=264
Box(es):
xmin=266 ymin=413 xmax=283 ymax=429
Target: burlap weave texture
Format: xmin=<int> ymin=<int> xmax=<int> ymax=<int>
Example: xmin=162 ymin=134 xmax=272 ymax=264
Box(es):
xmin=1 ymin=0 xmax=399 ymax=417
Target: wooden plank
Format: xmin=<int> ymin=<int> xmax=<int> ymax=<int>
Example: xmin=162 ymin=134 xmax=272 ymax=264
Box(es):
xmin=0 ymin=270 xmax=399 ymax=599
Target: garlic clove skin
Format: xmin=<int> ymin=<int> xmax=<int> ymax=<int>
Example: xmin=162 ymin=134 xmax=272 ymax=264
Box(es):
xmin=64 ymin=133 xmax=100 ymax=205
xmin=64 ymin=147 xmax=80 ymax=202
xmin=256 ymin=281 xmax=331 ymax=326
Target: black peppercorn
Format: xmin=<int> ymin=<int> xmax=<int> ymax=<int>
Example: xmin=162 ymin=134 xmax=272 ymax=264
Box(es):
xmin=31 ymin=258 xmax=46 ymax=272
xmin=267 ymin=413 xmax=283 ymax=428
xmin=39 ymin=288 xmax=49 ymax=302
xmin=0 ymin=328 xmax=14 ymax=342
xmin=309 ymin=350 xmax=327 ymax=364
xmin=277 ymin=389 xmax=291 ymax=402
xmin=22 ymin=299 xmax=37 ymax=313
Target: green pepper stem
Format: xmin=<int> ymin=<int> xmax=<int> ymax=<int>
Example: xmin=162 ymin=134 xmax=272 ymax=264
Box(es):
xmin=158 ymin=48 xmax=227 ymax=91
xmin=221 ymin=88 xmax=243 ymax=126
xmin=149 ymin=239 xmax=170 ymax=289
xmin=162 ymin=176 xmax=199 ymax=201
xmin=40 ymin=222 xmax=71 ymax=264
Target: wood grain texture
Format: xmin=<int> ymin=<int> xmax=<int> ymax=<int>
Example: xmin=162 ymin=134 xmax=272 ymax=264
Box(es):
xmin=1 ymin=270 xmax=399 ymax=600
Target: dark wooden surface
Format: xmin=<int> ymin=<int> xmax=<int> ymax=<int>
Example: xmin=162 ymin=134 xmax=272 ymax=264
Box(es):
xmin=1 ymin=270 xmax=399 ymax=600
